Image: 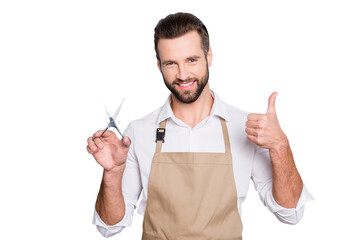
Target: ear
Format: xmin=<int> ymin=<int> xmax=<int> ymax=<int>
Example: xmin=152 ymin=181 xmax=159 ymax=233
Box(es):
xmin=206 ymin=47 xmax=213 ymax=67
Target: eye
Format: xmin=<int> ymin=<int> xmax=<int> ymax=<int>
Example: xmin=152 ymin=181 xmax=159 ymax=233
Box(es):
xmin=189 ymin=58 xmax=196 ymax=63
xmin=165 ymin=61 xmax=174 ymax=66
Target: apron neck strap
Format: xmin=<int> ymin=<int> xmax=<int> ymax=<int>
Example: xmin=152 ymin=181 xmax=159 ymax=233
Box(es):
xmin=155 ymin=118 xmax=231 ymax=154
xmin=155 ymin=119 xmax=167 ymax=153
xmin=220 ymin=118 xmax=231 ymax=154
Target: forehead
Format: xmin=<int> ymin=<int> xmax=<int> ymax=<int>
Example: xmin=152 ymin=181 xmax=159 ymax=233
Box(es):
xmin=157 ymin=30 xmax=203 ymax=61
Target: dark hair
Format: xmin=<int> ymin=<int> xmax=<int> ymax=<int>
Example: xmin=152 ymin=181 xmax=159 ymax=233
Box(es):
xmin=154 ymin=12 xmax=210 ymax=62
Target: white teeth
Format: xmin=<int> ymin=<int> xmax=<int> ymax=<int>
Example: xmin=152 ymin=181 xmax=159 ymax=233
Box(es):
xmin=180 ymin=81 xmax=194 ymax=87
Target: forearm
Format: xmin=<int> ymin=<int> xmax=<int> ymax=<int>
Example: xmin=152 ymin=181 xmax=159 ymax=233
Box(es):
xmin=270 ymin=138 xmax=303 ymax=209
xmin=95 ymin=166 xmax=126 ymax=225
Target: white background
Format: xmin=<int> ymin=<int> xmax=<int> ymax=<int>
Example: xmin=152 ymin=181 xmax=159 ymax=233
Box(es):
xmin=1 ymin=0 xmax=359 ymax=239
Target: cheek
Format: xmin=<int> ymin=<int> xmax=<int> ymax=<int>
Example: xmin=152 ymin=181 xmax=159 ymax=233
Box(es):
xmin=195 ymin=64 xmax=207 ymax=76
xmin=162 ymin=68 xmax=176 ymax=81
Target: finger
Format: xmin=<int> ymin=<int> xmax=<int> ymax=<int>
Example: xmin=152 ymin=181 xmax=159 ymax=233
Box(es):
xmin=245 ymin=127 xmax=257 ymax=137
xmin=247 ymin=134 xmax=257 ymax=143
xmin=266 ymin=91 xmax=278 ymax=114
xmin=122 ymin=136 xmax=131 ymax=147
xmin=94 ymin=137 xmax=104 ymax=149
xmin=92 ymin=130 xmax=105 ymax=140
xmin=87 ymin=136 xmax=97 ymax=152
xmin=248 ymin=113 xmax=266 ymax=121
xmin=100 ymin=130 xmax=116 ymax=139
xmin=247 ymin=113 xmax=261 ymax=121
xmin=87 ymin=145 xmax=96 ymax=154
xmin=245 ymin=120 xmax=259 ymax=129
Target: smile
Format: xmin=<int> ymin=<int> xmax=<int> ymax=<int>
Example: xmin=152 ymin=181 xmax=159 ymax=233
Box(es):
xmin=177 ymin=81 xmax=196 ymax=90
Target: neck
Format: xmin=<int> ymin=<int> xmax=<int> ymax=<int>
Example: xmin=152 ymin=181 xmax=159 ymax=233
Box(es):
xmin=170 ymin=84 xmax=214 ymax=128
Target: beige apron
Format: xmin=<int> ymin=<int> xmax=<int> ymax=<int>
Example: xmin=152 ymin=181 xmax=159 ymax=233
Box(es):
xmin=142 ymin=118 xmax=243 ymax=240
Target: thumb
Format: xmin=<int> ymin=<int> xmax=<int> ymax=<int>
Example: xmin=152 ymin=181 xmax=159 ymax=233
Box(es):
xmin=121 ymin=136 xmax=131 ymax=147
xmin=266 ymin=91 xmax=278 ymax=114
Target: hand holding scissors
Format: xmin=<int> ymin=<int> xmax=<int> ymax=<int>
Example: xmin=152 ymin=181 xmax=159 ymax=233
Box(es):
xmin=87 ymin=99 xmax=131 ymax=172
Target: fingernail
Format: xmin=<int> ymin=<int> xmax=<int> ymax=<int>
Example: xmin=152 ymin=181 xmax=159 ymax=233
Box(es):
xmin=90 ymin=146 xmax=96 ymax=150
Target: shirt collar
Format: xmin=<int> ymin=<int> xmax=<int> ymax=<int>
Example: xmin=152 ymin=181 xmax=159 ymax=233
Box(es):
xmin=156 ymin=89 xmax=229 ymax=124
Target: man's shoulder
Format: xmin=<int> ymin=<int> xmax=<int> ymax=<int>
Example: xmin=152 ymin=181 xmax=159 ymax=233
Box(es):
xmin=221 ymin=100 xmax=249 ymax=122
xmin=213 ymin=90 xmax=249 ymax=122
xmin=128 ymin=106 xmax=163 ymax=131
xmin=220 ymin=100 xmax=250 ymax=138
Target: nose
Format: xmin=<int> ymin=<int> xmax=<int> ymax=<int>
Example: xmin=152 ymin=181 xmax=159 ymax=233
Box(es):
xmin=176 ymin=64 xmax=191 ymax=81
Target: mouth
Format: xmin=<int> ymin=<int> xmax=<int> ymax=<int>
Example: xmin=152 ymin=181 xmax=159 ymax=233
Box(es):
xmin=176 ymin=80 xmax=197 ymax=90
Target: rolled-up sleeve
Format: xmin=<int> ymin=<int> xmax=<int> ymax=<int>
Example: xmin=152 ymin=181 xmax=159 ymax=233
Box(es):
xmin=251 ymin=145 xmax=314 ymax=225
xmin=265 ymin=184 xmax=314 ymax=224
xmin=92 ymin=121 xmax=143 ymax=237
xmin=92 ymin=202 xmax=135 ymax=238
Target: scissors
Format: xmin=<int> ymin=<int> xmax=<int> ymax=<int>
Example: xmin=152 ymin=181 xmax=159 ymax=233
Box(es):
xmin=98 ymin=98 xmax=125 ymax=139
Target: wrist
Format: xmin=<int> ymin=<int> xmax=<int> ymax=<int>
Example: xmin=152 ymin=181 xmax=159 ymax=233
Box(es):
xmin=270 ymin=136 xmax=290 ymax=156
xmin=103 ymin=164 xmax=126 ymax=185
xmin=104 ymin=163 xmax=126 ymax=175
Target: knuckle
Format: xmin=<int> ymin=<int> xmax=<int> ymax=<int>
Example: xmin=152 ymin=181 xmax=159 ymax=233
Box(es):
xmin=87 ymin=146 xmax=94 ymax=154
xmin=258 ymin=129 xmax=264 ymax=136
xmin=94 ymin=138 xmax=103 ymax=146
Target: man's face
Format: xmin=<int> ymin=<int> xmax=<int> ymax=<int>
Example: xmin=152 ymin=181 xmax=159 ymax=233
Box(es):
xmin=157 ymin=30 xmax=213 ymax=104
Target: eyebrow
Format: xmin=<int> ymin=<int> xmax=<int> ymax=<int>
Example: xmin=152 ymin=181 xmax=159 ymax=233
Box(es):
xmin=187 ymin=55 xmax=201 ymax=60
xmin=162 ymin=60 xmax=174 ymax=66
xmin=162 ymin=55 xmax=202 ymax=65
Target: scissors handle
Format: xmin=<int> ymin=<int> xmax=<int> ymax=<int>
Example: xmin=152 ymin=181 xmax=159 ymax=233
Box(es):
xmin=93 ymin=127 xmax=108 ymax=141
xmin=93 ymin=127 xmax=127 ymax=146
xmin=99 ymin=127 xmax=109 ymax=139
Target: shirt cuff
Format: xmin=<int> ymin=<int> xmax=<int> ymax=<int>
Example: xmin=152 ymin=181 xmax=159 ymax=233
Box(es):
xmin=92 ymin=203 xmax=134 ymax=238
xmin=266 ymin=184 xmax=314 ymax=225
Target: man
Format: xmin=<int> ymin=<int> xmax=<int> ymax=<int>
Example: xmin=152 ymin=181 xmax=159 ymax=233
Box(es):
xmin=87 ymin=12 xmax=312 ymax=239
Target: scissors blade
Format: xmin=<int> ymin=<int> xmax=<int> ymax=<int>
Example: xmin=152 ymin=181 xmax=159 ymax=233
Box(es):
xmin=113 ymin=98 xmax=125 ymax=120
xmin=104 ymin=104 xmax=111 ymax=118
xmin=100 ymin=98 xmax=125 ymax=138
xmin=113 ymin=122 xmax=123 ymax=138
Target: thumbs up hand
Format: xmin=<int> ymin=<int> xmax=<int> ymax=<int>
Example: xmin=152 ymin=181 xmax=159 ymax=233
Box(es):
xmin=245 ymin=92 xmax=288 ymax=150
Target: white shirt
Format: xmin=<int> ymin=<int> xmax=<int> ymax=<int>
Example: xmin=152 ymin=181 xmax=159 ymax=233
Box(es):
xmin=93 ymin=90 xmax=313 ymax=238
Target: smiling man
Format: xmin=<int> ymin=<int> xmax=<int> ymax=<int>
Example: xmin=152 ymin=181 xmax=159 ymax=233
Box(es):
xmin=159 ymin=30 xmax=210 ymax=106
xmin=87 ymin=12 xmax=313 ymax=239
